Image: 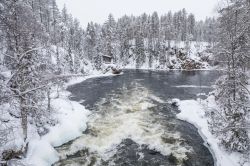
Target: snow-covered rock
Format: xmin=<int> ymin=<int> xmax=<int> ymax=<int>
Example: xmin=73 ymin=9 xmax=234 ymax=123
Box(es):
xmin=170 ymin=98 xmax=180 ymax=107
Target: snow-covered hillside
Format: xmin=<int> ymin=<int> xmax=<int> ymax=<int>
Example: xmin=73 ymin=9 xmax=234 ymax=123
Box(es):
xmin=123 ymin=41 xmax=214 ymax=70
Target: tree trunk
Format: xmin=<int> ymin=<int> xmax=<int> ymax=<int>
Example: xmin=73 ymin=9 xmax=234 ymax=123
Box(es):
xmin=47 ymin=88 xmax=51 ymax=111
xmin=20 ymin=96 xmax=27 ymax=141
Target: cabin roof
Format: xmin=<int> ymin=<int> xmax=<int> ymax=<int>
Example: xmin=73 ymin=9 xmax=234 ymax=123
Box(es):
xmin=103 ymin=55 xmax=112 ymax=58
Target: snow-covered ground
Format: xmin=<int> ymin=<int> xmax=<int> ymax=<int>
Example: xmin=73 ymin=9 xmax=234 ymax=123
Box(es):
xmin=177 ymin=95 xmax=250 ymax=166
xmin=25 ymin=91 xmax=90 ymax=166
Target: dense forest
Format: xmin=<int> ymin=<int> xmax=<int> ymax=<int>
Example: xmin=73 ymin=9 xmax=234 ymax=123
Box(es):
xmin=0 ymin=0 xmax=249 ymax=165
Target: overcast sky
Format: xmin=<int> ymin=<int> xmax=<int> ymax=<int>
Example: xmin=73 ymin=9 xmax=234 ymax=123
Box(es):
xmin=56 ymin=0 xmax=219 ymax=27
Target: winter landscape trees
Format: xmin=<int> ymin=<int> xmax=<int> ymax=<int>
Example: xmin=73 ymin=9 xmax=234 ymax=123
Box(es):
xmin=0 ymin=0 xmax=53 ymax=143
xmin=210 ymin=0 xmax=250 ymax=153
xmin=0 ymin=0 xmax=86 ymax=156
xmin=0 ymin=0 xmax=249 ymax=164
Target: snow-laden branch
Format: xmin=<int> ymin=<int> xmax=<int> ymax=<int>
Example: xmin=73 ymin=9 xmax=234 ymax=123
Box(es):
xmin=239 ymin=82 xmax=250 ymax=95
xmin=3 ymin=53 xmax=18 ymax=62
xmin=20 ymin=84 xmax=50 ymax=96
xmin=18 ymin=47 xmax=43 ymax=63
xmin=221 ymin=125 xmax=250 ymax=132
xmin=6 ymin=47 xmax=43 ymax=84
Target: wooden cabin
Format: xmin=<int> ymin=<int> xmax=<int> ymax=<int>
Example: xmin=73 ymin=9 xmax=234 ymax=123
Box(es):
xmin=102 ymin=55 xmax=112 ymax=64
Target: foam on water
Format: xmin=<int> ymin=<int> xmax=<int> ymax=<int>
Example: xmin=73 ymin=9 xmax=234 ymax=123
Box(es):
xmin=173 ymin=85 xmax=212 ymax=88
xmin=56 ymin=83 xmax=192 ymax=165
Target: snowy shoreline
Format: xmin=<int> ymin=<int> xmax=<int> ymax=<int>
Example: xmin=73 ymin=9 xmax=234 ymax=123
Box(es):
xmin=24 ymin=72 xmax=116 ymax=166
xmin=177 ymin=98 xmax=250 ymax=166
xmin=177 ymin=100 xmax=218 ymax=166
xmin=123 ymin=67 xmax=224 ymax=72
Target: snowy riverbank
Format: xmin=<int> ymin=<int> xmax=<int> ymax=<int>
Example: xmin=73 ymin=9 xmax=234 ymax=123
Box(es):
xmin=23 ymin=72 xmax=115 ymax=166
xmin=177 ymin=96 xmax=250 ymax=166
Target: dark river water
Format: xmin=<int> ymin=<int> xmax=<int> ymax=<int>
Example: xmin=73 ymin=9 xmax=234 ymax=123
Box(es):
xmin=53 ymin=70 xmax=222 ymax=166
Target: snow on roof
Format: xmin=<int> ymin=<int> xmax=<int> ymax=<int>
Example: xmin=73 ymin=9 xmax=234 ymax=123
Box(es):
xmin=103 ymin=55 xmax=112 ymax=58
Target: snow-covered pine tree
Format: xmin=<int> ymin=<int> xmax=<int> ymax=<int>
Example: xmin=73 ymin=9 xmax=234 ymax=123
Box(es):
xmin=84 ymin=22 xmax=96 ymax=62
xmin=0 ymin=0 xmax=54 ymax=143
xmin=103 ymin=14 xmax=117 ymax=63
xmin=148 ymin=38 xmax=154 ymax=68
xmin=180 ymin=9 xmax=188 ymax=41
xmin=187 ymin=13 xmax=196 ymax=40
xmin=211 ymin=0 xmax=250 ymax=153
xmin=65 ymin=15 xmax=75 ymax=73
xmin=94 ymin=27 xmax=103 ymax=70
xmin=151 ymin=12 xmax=160 ymax=40
xmin=159 ymin=44 xmax=166 ymax=69
xmin=135 ymin=31 xmax=145 ymax=68
xmin=141 ymin=13 xmax=149 ymax=39
xmin=166 ymin=11 xmax=174 ymax=49
xmin=117 ymin=15 xmax=131 ymax=66
xmin=72 ymin=19 xmax=84 ymax=73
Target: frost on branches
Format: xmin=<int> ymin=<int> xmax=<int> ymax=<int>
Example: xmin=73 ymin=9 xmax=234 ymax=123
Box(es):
xmin=208 ymin=0 xmax=250 ymax=154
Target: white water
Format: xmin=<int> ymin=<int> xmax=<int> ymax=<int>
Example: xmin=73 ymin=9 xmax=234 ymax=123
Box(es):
xmin=56 ymin=83 xmax=192 ymax=165
xmin=173 ymin=85 xmax=212 ymax=88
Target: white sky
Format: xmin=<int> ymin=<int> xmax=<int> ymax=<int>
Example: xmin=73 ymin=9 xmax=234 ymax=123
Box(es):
xmin=56 ymin=0 xmax=219 ymax=27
